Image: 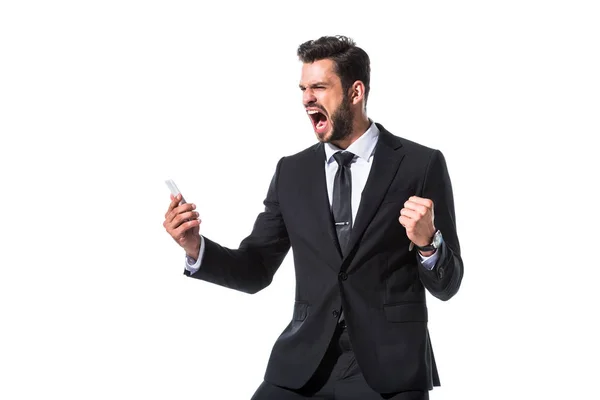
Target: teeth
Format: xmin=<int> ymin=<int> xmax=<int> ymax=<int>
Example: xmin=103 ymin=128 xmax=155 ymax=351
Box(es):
xmin=307 ymin=110 xmax=320 ymax=114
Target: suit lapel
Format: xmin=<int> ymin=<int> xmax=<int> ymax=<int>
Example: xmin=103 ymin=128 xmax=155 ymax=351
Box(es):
xmin=345 ymin=126 xmax=405 ymax=259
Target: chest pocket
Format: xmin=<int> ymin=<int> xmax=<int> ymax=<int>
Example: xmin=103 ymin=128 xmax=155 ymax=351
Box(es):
xmin=381 ymin=185 xmax=416 ymax=205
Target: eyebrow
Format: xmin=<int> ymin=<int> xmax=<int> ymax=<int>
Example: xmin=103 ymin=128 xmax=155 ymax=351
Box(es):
xmin=299 ymin=82 xmax=329 ymax=89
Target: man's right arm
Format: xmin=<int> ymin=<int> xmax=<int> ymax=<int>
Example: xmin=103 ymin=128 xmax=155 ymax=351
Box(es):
xmin=182 ymin=157 xmax=291 ymax=294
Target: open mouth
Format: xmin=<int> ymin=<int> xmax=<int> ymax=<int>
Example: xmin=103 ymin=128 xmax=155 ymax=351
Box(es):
xmin=307 ymin=108 xmax=329 ymax=135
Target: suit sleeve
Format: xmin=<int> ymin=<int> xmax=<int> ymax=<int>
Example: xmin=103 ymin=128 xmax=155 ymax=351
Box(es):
xmin=183 ymin=157 xmax=291 ymax=294
xmin=417 ymin=150 xmax=464 ymax=301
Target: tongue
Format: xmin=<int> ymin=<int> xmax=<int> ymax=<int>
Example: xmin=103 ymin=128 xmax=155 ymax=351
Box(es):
xmin=315 ymin=115 xmax=328 ymax=134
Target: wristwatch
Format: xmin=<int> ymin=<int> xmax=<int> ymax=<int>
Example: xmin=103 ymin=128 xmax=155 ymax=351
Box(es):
xmin=416 ymin=230 xmax=443 ymax=252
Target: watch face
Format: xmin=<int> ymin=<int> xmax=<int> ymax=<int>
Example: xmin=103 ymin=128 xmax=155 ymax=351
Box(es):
xmin=433 ymin=231 xmax=443 ymax=248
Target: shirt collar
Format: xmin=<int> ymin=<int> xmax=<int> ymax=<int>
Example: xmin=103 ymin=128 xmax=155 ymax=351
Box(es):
xmin=324 ymin=121 xmax=380 ymax=164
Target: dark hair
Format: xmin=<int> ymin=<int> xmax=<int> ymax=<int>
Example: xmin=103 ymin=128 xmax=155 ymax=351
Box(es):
xmin=297 ymin=35 xmax=371 ymax=103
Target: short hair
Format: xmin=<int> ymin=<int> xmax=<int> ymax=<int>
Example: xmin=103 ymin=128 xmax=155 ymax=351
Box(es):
xmin=297 ymin=35 xmax=371 ymax=102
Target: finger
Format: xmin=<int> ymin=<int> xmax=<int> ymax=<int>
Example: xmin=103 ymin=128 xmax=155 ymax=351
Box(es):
xmin=402 ymin=201 xmax=428 ymax=217
xmin=165 ymin=194 xmax=182 ymax=218
xmin=172 ymin=218 xmax=201 ymax=241
xmin=175 ymin=211 xmax=199 ymax=227
xmin=165 ymin=202 xmax=196 ymax=222
xmin=165 ymin=205 xmax=190 ymax=227
xmin=408 ymin=196 xmax=433 ymax=209
xmin=400 ymin=207 xmax=419 ymax=220
xmin=399 ymin=215 xmax=415 ymax=230
xmin=167 ymin=213 xmax=200 ymax=235
xmin=168 ymin=211 xmax=199 ymax=230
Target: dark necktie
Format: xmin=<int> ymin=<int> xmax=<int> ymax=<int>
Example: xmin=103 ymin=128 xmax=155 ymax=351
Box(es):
xmin=332 ymin=151 xmax=355 ymax=256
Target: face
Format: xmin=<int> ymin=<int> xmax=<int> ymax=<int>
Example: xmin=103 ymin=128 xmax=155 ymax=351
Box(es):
xmin=299 ymin=59 xmax=354 ymax=143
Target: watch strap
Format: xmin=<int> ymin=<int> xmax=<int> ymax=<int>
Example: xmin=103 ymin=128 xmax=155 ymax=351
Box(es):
xmin=415 ymin=230 xmax=442 ymax=252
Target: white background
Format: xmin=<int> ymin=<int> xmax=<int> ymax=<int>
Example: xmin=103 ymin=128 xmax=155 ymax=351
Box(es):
xmin=1 ymin=1 xmax=599 ymax=399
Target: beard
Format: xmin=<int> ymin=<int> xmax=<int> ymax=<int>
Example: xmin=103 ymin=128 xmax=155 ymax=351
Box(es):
xmin=326 ymin=93 xmax=354 ymax=143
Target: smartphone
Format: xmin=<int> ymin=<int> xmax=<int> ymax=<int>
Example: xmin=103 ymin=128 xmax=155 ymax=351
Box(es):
xmin=165 ymin=179 xmax=186 ymax=205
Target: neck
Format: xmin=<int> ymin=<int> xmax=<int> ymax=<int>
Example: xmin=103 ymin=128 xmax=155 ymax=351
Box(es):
xmin=331 ymin=115 xmax=371 ymax=150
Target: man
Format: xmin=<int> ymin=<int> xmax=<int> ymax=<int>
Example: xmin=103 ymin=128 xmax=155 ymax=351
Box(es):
xmin=164 ymin=35 xmax=463 ymax=399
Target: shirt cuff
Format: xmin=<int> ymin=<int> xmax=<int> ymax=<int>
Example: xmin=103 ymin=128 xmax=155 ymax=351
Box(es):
xmin=418 ymin=245 xmax=441 ymax=270
xmin=184 ymin=236 xmax=205 ymax=274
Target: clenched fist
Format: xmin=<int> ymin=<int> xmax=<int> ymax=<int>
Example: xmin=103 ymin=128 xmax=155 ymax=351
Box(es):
xmin=399 ymin=196 xmax=436 ymax=255
xmin=163 ymin=194 xmax=202 ymax=259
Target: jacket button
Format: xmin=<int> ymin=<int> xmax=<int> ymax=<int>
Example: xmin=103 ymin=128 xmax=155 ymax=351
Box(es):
xmin=338 ymin=272 xmax=348 ymax=281
xmin=332 ymin=310 xmax=339 ymax=318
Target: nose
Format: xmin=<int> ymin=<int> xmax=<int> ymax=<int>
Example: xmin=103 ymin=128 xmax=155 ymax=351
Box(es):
xmin=303 ymin=89 xmax=316 ymax=107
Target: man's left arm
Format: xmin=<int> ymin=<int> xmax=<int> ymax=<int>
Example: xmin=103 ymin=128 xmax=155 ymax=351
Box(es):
xmin=419 ymin=149 xmax=463 ymax=300
xmin=400 ymin=149 xmax=464 ymax=301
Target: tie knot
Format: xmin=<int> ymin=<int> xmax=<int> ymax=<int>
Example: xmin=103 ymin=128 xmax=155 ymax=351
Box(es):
xmin=333 ymin=151 xmax=355 ymax=167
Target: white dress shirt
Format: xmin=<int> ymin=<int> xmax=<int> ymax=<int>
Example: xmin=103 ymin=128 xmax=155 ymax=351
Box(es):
xmin=186 ymin=121 xmax=439 ymax=272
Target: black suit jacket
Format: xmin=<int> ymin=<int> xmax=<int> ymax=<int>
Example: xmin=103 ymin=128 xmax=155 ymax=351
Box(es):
xmin=185 ymin=123 xmax=463 ymax=393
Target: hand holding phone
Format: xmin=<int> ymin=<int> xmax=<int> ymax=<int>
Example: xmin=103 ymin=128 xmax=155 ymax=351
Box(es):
xmin=163 ymin=179 xmax=201 ymax=258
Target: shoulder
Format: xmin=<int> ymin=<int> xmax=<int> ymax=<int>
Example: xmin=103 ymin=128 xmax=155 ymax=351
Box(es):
xmin=376 ymin=123 xmax=449 ymax=178
xmin=274 ymin=142 xmax=323 ymax=172
xmin=284 ymin=142 xmax=322 ymax=161
xmin=376 ymin=123 xmax=437 ymax=156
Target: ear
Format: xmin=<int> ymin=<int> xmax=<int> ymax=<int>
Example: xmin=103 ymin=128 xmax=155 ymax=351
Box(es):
xmin=349 ymin=81 xmax=366 ymax=105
